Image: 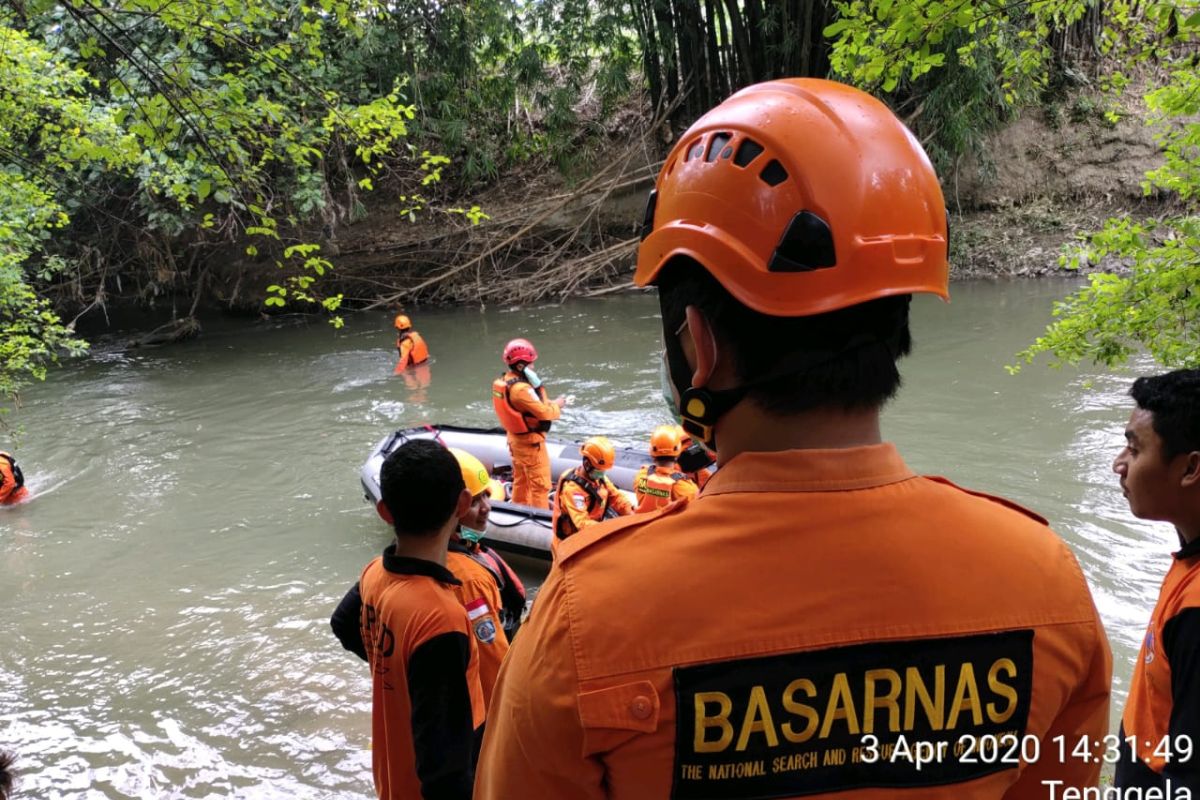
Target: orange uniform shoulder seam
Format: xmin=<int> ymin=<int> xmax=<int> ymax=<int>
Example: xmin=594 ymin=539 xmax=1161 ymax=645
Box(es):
xmin=922 ymin=475 xmax=1049 ymax=526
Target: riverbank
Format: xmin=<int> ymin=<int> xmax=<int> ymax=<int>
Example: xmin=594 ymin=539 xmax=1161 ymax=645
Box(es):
xmin=68 ymin=85 xmax=1174 ymax=339
xmin=280 ymin=86 xmax=1173 ymax=300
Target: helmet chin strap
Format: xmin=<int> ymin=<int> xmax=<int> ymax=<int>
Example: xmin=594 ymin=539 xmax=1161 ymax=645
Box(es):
xmin=663 ymin=318 xmax=745 ymax=452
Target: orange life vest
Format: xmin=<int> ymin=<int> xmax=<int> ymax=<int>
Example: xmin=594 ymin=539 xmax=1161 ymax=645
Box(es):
xmin=634 ymin=464 xmax=688 ymax=512
xmin=396 ymin=331 xmax=429 ymax=367
xmin=0 ymin=452 xmax=24 ymax=504
xmin=553 ymin=468 xmax=621 ymax=539
xmin=491 ymin=374 xmax=552 ymax=436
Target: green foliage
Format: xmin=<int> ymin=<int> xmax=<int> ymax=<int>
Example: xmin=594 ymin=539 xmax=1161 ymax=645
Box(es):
xmin=1 ymin=0 xmax=646 ymax=415
xmin=824 ymin=0 xmax=1200 ymax=372
xmin=825 ymin=0 xmax=1089 ymax=101
xmin=0 ymin=0 xmax=439 ymax=410
xmin=1012 ymin=3 xmax=1200 ymax=370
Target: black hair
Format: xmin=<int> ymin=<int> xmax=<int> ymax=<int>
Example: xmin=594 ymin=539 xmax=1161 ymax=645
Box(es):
xmin=380 ymin=440 xmax=466 ymax=537
xmin=1130 ymin=369 xmax=1200 ymax=461
xmin=655 ymin=256 xmax=912 ymax=414
xmin=1 ymin=750 xmax=13 ymax=800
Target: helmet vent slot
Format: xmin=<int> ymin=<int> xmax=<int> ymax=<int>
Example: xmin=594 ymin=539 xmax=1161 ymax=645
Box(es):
xmin=640 ymin=190 xmax=658 ymax=241
xmin=734 ymin=139 xmax=765 ymax=167
xmin=706 ymin=132 xmax=732 ymax=162
xmin=760 ymin=159 xmax=788 ymax=187
xmin=768 ymin=211 xmax=837 ymax=272
xmin=686 ymin=140 xmax=704 ymax=161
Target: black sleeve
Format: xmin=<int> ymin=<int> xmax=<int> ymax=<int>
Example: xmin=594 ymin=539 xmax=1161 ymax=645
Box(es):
xmin=407 ymin=631 xmax=479 ymax=800
xmin=330 ymin=582 xmax=367 ymax=662
xmin=1161 ymin=607 xmax=1200 ymax=791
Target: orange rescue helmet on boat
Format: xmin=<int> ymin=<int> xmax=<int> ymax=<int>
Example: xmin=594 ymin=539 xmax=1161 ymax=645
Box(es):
xmin=634 ymin=78 xmax=949 ymax=317
xmin=448 ymin=448 xmax=491 ymax=497
xmin=503 ymin=338 xmax=538 ymax=367
xmin=394 ymin=314 xmax=412 ymax=331
xmin=580 ymin=437 xmax=616 ymax=471
xmin=649 ymin=425 xmax=683 ymax=459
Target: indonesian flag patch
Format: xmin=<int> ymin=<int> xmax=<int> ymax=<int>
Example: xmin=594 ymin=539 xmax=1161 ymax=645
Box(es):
xmin=465 ymin=598 xmax=490 ymax=621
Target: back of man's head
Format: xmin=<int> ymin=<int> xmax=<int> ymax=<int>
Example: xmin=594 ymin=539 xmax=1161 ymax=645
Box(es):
xmin=634 ymin=79 xmax=947 ymax=436
xmin=1131 ymin=369 xmax=1200 ymax=460
xmin=380 ymin=440 xmax=466 ymax=537
xmin=656 ymin=257 xmax=912 ymax=415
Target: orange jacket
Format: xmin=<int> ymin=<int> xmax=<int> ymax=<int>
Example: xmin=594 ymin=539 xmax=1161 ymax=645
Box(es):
xmin=492 ymin=371 xmax=560 ymax=436
xmin=476 ymin=445 xmax=1111 ymax=800
xmin=552 ymin=467 xmax=634 ymax=541
xmin=358 ymin=550 xmax=485 ymax=800
xmin=1117 ymin=537 xmax=1200 ymax=789
xmin=0 ymin=453 xmax=28 ymax=505
xmin=395 ymin=331 xmax=429 ymax=369
xmin=633 ymin=464 xmax=699 ymax=512
xmin=447 ymin=547 xmax=510 ymax=710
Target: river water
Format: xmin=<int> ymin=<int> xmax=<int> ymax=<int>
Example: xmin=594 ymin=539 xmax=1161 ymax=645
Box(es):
xmin=0 ymin=280 xmax=1169 ymax=798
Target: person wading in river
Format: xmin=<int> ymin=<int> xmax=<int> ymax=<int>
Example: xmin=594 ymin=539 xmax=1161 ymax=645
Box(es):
xmin=393 ymin=314 xmax=429 ymax=372
xmin=491 ymin=338 xmax=568 ymax=508
xmin=1112 ymin=369 xmax=1200 ymax=795
xmin=476 ymin=78 xmax=1111 ymax=799
xmin=330 ymin=440 xmax=484 ymax=800
xmin=0 ymin=451 xmax=29 ymax=506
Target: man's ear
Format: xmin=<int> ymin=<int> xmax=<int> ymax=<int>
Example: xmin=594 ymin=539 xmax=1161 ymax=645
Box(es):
xmin=684 ymin=305 xmax=718 ymax=389
xmin=454 ymin=488 xmax=473 ymax=520
xmin=1182 ymin=452 xmax=1200 ymax=489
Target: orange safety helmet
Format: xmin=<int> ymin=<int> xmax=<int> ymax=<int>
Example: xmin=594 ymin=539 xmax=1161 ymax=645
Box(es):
xmin=634 ymin=78 xmax=949 ymax=317
xmin=579 ymin=436 xmax=616 ymax=471
xmin=394 ymin=314 xmax=412 ymax=331
xmin=448 ymin=448 xmax=491 ymax=497
xmin=649 ymin=425 xmax=683 ymax=458
xmin=503 ymin=338 xmax=538 ymax=367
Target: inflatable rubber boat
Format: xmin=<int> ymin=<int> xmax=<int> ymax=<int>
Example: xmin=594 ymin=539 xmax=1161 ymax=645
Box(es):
xmin=361 ymin=424 xmax=654 ymax=560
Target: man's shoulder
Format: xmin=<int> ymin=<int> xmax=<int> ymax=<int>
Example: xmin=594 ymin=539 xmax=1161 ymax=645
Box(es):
xmin=920 ymin=475 xmax=1049 ymax=526
xmin=447 ymin=553 xmax=500 ymax=594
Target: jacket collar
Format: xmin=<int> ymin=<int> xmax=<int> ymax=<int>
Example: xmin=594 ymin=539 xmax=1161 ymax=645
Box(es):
xmin=701 ymin=443 xmax=915 ymax=495
xmin=381 ymin=544 xmax=461 ymax=585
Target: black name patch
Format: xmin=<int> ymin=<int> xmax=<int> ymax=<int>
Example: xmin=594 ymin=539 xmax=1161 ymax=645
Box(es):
xmin=672 ymin=630 xmax=1033 ymax=799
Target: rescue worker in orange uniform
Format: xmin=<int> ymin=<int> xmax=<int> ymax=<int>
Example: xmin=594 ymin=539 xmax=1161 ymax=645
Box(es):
xmin=476 ymin=79 xmax=1111 ymax=800
xmin=393 ymin=314 xmax=429 ymax=372
xmin=1112 ymin=369 xmax=1200 ymax=794
xmin=491 ymin=338 xmax=568 ymax=508
xmin=0 ymin=452 xmax=29 ymax=506
xmin=445 ymin=448 xmax=528 ymax=709
xmin=551 ymin=436 xmax=634 ymax=554
xmin=330 ymin=440 xmax=485 ymax=800
xmin=633 ymin=425 xmax=698 ymax=512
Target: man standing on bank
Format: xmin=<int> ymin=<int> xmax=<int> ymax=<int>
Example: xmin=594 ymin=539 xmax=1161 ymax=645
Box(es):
xmin=1112 ymin=369 xmax=1200 ymax=794
xmin=476 ymin=78 xmax=1111 ymax=799
xmin=331 ymin=440 xmax=485 ymax=800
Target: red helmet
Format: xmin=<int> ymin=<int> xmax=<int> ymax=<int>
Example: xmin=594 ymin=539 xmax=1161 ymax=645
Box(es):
xmin=635 ymin=78 xmax=948 ymax=317
xmin=394 ymin=314 xmax=412 ymax=331
xmin=649 ymin=425 xmax=683 ymax=458
xmin=503 ymin=338 xmax=538 ymax=366
xmin=580 ymin=436 xmax=616 ymax=471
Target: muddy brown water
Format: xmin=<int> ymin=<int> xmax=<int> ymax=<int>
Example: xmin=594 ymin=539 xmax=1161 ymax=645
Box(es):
xmin=0 ymin=281 xmax=1168 ymax=797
